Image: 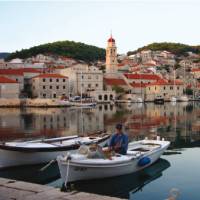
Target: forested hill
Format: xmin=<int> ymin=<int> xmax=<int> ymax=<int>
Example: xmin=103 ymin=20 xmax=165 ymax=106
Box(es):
xmin=127 ymin=42 xmax=200 ymax=56
xmin=6 ymin=41 xmax=106 ymax=62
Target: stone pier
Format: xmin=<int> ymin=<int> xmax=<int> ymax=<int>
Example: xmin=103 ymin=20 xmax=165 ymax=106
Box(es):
xmin=0 ymin=178 xmax=123 ymax=200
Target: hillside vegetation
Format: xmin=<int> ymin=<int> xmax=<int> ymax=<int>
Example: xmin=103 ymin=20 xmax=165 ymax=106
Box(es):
xmin=127 ymin=42 xmax=200 ymax=56
xmin=6 ymin=40 xmax=106 ymax=62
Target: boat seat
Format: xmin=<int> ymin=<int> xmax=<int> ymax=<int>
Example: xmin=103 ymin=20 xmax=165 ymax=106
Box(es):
xmin=126 ymin=150 xmax=142 ymax=156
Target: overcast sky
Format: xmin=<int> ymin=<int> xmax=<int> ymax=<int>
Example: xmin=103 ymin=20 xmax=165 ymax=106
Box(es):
xmin=0 ymin=0 xmax=199 ymax=54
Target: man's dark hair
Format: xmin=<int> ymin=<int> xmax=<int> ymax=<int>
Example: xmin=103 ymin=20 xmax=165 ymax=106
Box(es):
xmin=116 ymin=123 xmax=123 ymax=130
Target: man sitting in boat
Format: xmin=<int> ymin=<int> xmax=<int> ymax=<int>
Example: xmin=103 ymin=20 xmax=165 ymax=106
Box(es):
xmin=108 ymin=123 xmax=128 ymax=155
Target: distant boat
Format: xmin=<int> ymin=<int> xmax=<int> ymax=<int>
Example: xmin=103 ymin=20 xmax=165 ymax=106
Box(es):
xmin=57 ymin=139 xmax=170 ymax=184
xmin=70 ymin=96 xmax=97 ymax=107
xmin=134 ymin=97 xmax=143 ymax=103
xmin=154 ymin=96 xmax=164 ymax=104
xmin=0 ymin=134 xmax=109 ymax=168
xmin=170 ymin=96 xmax=177 ymax=102
xmin=177 ymin=95 xmax=189 ymax=102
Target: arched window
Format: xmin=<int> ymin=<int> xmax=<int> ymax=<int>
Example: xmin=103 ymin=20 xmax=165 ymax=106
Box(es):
xmin=99 ymin=95 xmax=102 ymax=100
xmin=110 ymin=94 xmax=113 ymax=100
xmin=104 ymin=94 xmax=108 ymax=101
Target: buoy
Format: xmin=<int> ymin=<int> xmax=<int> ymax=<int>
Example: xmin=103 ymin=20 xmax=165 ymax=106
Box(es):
xmin=138 ymin=157 xmax=151 ymax=167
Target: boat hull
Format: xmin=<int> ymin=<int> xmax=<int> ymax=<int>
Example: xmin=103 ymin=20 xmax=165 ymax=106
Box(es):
xmin=57 ymin=140 xmax=170 ymax=183
xmin=0 ymin=136 xmax=109 ymax=168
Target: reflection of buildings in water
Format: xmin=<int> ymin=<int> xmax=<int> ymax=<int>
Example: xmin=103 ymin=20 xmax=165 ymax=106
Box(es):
xmin=0 ymin=108 xmax=22 ymax=129
xmin=33 ymin=108 xmax=70 ymax=133
xmin=72 ymin=158 xmax=170 ymax=199
xmin=69 ymin=108 xmax=104 ymax=135
xmin=1 ymin=103 xmax=200 ymax=144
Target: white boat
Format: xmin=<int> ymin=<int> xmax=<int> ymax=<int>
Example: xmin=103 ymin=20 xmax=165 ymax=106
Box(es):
xmin=134 ymin=97 xmax=143 ymax=103
xmin=71 ymin=101 xmax=97 ymax=107
xmin=57 ymin=139 xmax=170 ymax=184
xmin=0 ymin=134 xmax=109 ymax=168
xmin=177 ymin=95 xmax=189 ymax=102
xmin=170 ymin=96 xmax=177 ymax=102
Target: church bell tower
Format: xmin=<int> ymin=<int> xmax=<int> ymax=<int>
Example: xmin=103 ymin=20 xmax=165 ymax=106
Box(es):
xmin=106 ymin=34 xmax=117 ymax=73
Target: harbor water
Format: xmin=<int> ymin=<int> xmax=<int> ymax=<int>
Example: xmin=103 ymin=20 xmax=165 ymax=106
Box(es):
xmin=0 ymin=102 xmax=200 ymax=199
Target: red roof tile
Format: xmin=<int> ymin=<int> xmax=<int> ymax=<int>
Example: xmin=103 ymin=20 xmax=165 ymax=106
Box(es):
xmin=0 ymin=76 xmax=18 ymax=83
xmin=104 ymin=78 xmax=127 ymax=86
xmin=124 ymin=73 xmax=161 ymax=80
xmin=191 ymin=68 xmax=200 ymax=72
xmin=32 ymin=73 xmax=68 ymax=79
xmin=0 ymin=69 xmax=23 ymax=76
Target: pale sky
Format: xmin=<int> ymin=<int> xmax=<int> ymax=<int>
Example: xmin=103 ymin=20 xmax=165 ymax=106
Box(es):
xmin=0 ymin=0 xmax=200 ymax=54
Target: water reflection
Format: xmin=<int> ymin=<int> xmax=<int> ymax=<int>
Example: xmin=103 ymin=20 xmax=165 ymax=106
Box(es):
xmin=0 ymin=102 xmax=200 ymax=149
xmin=0 ymin=162 xmax=60 ymax=185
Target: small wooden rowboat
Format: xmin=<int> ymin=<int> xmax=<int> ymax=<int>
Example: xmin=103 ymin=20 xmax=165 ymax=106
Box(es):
xmin=57 ymin=139 xmax=170 ymax=185
xmin=0 ymin=134 xmax=109 ymax=168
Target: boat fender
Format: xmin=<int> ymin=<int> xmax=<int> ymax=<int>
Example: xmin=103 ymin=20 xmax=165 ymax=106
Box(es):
xmin=138 ymin=157 xmax=151 ymax=167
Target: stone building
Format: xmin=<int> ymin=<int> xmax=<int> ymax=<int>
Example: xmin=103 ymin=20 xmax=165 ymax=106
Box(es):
xmin=31 ymin=74 xmax=69 ymax=99
xmin=0 ymin=76 xmax=20 ymax=98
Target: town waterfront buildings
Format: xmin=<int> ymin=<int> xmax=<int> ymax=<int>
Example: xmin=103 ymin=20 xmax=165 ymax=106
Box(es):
xmin=0 ymin=34 xmax=200 ymax=101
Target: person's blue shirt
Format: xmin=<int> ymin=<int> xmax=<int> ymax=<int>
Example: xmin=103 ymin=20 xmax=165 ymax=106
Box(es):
xmin=109 ymin=133 xmax=128 ymax=155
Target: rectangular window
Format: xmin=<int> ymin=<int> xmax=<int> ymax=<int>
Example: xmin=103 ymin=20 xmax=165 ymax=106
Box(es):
xmin=50 ymin=86 xmax=52 ymax=89
xmin=56 ymin=86 xmax=59 ymax=89
xmin=63 ymin=79 xmax=66 ymax=82
xmin=43 ymin=86 xmax=46 ymax=89
xmin=50 ymin=78 xmax=52 ymax=82
xmin=88 ymin=84 xmax=91 ymax=88
xmin=63 ymin=86 xmax=65 ymax=89
xmin=43 ymin=93 xmax=46 ymax=98
xmin=43 ymin=78 xmax=45 ymax=82
xmin=96 ymin=84 xmax=98 ymax=87
xmin=56 ymin=79 xmax=59 ymax=82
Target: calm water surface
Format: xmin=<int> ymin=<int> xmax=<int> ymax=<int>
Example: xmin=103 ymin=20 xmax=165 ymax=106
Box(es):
xmin=0 ymin=102 xmax=200 ymax=199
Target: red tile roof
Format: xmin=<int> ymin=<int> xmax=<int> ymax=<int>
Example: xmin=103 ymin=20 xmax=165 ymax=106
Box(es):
xmin=124 ymin=73 xmax=161 ymax=80
xmin=0 ymin=76 xmax=18 ymax=83
xmin=104 ymin=78 xmax=127 ymax=86
xmin=32 ymin=73 xmax=68 ymax=79
xmin=0 ymin=69 xmax=23 ymax=76
xmin=191 ymin=68 xmax=200 ymax=72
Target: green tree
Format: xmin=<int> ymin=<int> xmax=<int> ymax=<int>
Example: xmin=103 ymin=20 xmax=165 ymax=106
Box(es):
xmin=112 ymin=86 xmax=125 ymax=94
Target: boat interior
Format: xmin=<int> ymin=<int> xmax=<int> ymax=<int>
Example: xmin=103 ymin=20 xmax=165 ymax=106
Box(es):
xmin=127 ymin=142 xmax=162 ymax=157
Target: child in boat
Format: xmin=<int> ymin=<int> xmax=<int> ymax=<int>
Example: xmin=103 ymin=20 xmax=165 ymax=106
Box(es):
xmin=108 ymin=123 xmax=128 ymax=155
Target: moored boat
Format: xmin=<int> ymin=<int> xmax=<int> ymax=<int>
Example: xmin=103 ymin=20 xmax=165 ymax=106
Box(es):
xmin=0 ymin=134 xmax=109 ymax=168
xmin=170 ymin=96 xmax=177 ymax=102
xmin=177 ymin=95 xmax=189 ymax=102
xmin=57 ymin=139 xmax=170 ymax=184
